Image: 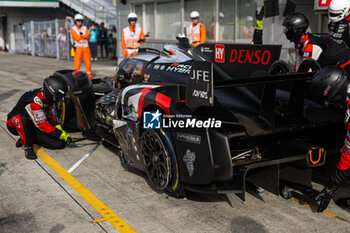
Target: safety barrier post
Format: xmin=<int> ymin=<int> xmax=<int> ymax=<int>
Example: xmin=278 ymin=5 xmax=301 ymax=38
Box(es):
xmin=55 ymin=19 xmax=60 ymax=59
xmin=30 ymin=21 xmax=35 ymax=56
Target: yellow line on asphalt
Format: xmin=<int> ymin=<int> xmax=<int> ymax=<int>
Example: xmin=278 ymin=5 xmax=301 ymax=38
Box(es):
xmin=92 ymin=218 xmax=107 ymax=223
xmin=33 ymin=145 xmax=137 ymax=233
xmin=291 ymin=197 xmax=338 ymax=218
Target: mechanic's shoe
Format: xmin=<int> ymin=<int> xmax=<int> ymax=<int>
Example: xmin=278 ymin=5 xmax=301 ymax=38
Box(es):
xmin=24 ymin=146 xmax=37 ymax=160
xmin=15 ymin=138 xmax=22 ymax=148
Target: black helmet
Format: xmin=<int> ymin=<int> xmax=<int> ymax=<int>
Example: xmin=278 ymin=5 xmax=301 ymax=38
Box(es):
xmin=310 ymin=66 xmax=349 ymax=105
xmin=43 ymin=76 xmax=68 ymax=102
xmin=282 ymin=13 xmax=309 ymax=42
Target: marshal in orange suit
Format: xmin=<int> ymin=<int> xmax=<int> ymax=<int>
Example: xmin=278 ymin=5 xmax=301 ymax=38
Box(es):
xmin=70 ymin=14 xmax=92 ymax=79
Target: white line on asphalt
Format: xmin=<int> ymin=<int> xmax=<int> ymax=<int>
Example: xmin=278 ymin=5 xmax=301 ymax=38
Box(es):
xmin=67 ymin=142 xmax=101 ymax=173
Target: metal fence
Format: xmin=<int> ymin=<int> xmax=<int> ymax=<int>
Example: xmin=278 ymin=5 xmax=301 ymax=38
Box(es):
xmin=14 ymin=19 xmax=71 ymax=59
xmin=14 ymin=19 xmax=117 ymax=60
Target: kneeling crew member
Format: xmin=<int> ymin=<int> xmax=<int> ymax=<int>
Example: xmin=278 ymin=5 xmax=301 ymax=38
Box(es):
xmin=282 ymin=13 xmax=350 ymax=73
xmin=310 ymin=67 xmax=350 ymax=212
xmin=7 ymin=76 xmax=74 ymax=160
xmin=187 ymin=11 xmax=206 ymax=47
xmin=121 ymin=12 xmax=145 ymax=58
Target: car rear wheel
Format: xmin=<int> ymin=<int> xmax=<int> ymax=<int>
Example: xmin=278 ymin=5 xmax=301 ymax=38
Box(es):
xmin=141 ymin=129 xmax=171 ymax=190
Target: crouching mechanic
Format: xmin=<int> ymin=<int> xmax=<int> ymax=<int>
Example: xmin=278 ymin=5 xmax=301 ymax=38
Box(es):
xmin=310 ymin=67 xmax=350 ymax=212
xmin=6 ymin=76 xmax=74 ymax=160
xmin=282 ymin=12 xmax=350 ymax=73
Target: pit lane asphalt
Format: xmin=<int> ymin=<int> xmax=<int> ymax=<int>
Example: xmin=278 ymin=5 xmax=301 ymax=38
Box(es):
xmin=0 ymin=52 xmax=349 ymax=233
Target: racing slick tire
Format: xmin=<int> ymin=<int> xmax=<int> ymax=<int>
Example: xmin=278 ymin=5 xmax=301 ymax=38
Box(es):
xmin=54 ymin=97 xmax=78 ymax=132
xmin=140 ymin=129 xmax=185 ymax=197
xmin=269 ymin=60 xmax=292 ymax=75
xmin=297 ymin=59 xmax=321 ymax=73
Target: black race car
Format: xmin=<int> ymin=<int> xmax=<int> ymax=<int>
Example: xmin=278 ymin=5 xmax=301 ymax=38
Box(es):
xmin=53 ymin=37 xmax=345 ymax=200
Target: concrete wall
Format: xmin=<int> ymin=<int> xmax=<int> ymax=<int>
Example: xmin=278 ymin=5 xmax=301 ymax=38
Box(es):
xmin=0 ymin=6 xmax=69 ymax=51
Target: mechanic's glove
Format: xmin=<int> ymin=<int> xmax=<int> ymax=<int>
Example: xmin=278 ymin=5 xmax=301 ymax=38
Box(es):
xmin=56 ymin=125 xmax=74 ymax=144
xmin=315 ymin=185 xmax=338 ymax=212
xmin=55 ymin=125 xmax=64 ymax=131
xmin=255 ymin=6 xmax=265 ymax=30
xmin=59 ymin=132 xmax=75 ymax=144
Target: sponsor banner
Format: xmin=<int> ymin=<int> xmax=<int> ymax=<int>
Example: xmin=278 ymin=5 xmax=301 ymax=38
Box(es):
xmin=195 ymin=43 xmax=282 ymax=78
xmin=186 ymin=61 xmax=214 ymax=112
xmin=314 ymin=0 xmax=332 ymax=10
xmin=0 ymin=0 xmax=59 ymax=7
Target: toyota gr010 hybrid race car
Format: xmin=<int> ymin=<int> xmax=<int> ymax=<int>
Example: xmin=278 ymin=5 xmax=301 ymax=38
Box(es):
xmin=52 ymin=37 xmax=345 ymax=200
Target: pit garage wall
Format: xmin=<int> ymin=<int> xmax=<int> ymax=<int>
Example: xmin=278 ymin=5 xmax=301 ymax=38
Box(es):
xmin=117 ymin=0 xmax=318 ymax=66
xmin=0 ymin=7 xmax=68 ymax=52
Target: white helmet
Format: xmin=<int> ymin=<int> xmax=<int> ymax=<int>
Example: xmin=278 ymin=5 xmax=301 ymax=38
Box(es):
xmin=190 ymin=11 xmax=200 ymax=19
xmin=328 ymin=0 xmax=350 ymax=23
xmin=74 ymin=14 xmax=84 ymax=21
xmin=128 ymin=12 xmax=138 ymax=21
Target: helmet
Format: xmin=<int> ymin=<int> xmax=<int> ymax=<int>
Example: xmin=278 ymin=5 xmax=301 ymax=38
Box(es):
xmin=328 ymin=0 xmax=350 ymax=23
xmin=43 ymin=76 xmax=68 ymax=102
xmin=74 ymin=14 xmax=84 ymax=21
xmin=190 ymin=11 xmax=200 ymax=19
xmin=219 ymin=12 xmax=225 ymax=19
xmin=310 ymin=66 xmax=349 ymax=105
xmin=282 ymin=13 xmax=309 ymax=42
xmin=128 ymin=12 xmax=138 ymax=21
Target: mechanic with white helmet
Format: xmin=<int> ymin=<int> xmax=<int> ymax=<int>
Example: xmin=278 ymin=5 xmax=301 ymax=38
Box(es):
xmin=187 ymin=11 xmax=206 ymax=47
xmin=121 ymin=12 xmax=145 ymax=58
xmin=328 ymin=0 xmax=350 ymax=47
xmin=70 ymin=14 xmax=92 ymax=79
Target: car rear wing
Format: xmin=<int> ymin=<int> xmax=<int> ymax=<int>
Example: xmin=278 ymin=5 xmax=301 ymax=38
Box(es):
xmin=185 ymin=61 xmax=317 ymax=124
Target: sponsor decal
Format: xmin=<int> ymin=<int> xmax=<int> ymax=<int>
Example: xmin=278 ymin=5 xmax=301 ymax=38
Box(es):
xmin=33 ymin=110 xmax=46 ymax=123
xmin=215 ymin=44 xmax=225 ymax=63
xmin=176 ymin=133 xmax=201 ymax=144
xmin=33 ymin=96 xmax=43 ymax=106
xmin=303 ymin=52 xmax=312 ymax=58
xmin=143 ymin=110 xmax=161 ymax=129
xmin=183 ymin=149 xmax=196 ymax=177
xmin=166 ymin=63 xmax=192 ymax=74
xmin=229 ymin=49 xmax=271 ymax=65
xmin=201 ymin=46 xmax=213 ymax=53
xmin=186 ymin=61 xmax=214 ymax=112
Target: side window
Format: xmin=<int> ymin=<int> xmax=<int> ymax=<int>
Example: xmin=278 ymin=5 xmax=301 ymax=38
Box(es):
xmin=117 ymin=59 xmax=146 ymax=87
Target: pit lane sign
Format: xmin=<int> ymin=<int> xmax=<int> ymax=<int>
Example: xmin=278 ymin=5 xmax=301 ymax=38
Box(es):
xmin=314 ymin=0 xmax=332 ymax=10
xmin=186 ymin=61 xmax=214 ymax=112
xmin=195 ymin=43 xmax=282 ymax=78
